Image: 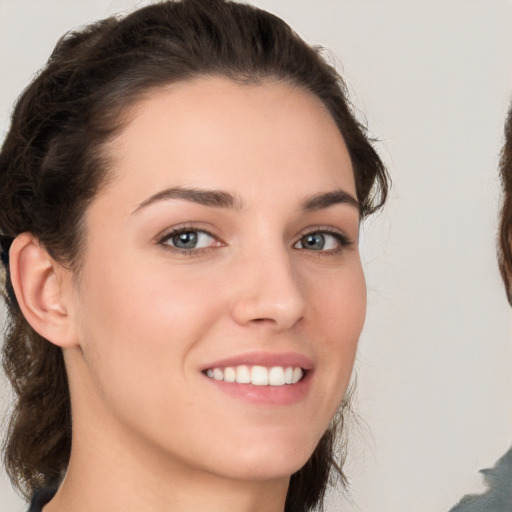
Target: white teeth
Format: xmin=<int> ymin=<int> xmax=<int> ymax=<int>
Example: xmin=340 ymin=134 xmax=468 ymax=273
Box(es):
xmin=268 ymin=366 xmax=285 ymax=386
xmin=205 ymin=365 xmax=305 ymax=386
xmin=251 ymin=366 xmax=268 ymax=386
xmin=292 ymin=367 xmax=303 ymax=384
xmin=236 ymin=365 xmax=251 ymax=384
xmin=224 ymin=367 xmax=236 ymax=383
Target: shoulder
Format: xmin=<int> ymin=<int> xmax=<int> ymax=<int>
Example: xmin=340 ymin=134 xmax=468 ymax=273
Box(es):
xmin=448 ymin=447 xmax=512 ymax=512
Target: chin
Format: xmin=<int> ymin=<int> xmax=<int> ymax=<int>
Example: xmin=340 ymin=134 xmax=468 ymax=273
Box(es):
xmin=207 ymin=430 xmax=320 ymax=482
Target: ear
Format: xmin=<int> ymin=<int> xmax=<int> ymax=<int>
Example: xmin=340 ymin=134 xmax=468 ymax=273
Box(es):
xmin=9 ymin=232 xmax=79 ymax=348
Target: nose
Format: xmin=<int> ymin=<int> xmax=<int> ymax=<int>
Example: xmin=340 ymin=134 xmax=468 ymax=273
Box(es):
xmin=229 ymin=247 xmax=306 ymax=331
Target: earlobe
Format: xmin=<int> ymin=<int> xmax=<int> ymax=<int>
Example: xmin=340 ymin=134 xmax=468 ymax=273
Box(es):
xmin=9 ymin=233 xmax=78 ymax=348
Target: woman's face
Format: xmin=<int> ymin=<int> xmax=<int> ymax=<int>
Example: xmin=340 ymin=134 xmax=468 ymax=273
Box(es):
xmin=66 ymin=77 xmax=366 ymax=482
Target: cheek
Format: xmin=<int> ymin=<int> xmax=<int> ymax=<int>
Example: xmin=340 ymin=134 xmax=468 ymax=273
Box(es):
xmin=79 ymin=258 xmax=227 ymax=370
xmin=311 ymin=259 xmax=366 ymax=339
xmin=308 ymin=262 xmax=366 ymax=398
xmin=73 ymin=260 xmax=230 ymax=443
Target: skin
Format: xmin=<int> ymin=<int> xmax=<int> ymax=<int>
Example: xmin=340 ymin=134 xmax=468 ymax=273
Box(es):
xmin=34 ymin=77 xmax=365 ymax=512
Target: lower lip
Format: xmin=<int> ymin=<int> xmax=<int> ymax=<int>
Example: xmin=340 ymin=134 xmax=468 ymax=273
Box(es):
xmin=203 ymin=371 xmax=313 ymax=406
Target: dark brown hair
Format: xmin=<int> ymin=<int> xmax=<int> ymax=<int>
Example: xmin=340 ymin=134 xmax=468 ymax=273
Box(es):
xmin=0 ymin=1 xmax=388 ymax=509
xmin=499 ymin=102 xmax=512 ymax=303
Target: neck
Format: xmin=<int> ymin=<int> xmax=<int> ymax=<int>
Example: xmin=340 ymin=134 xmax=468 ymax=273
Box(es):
xmin=47 ymin=464 xmax=289 ymax=512
xmin=44 ymin=397 xmax=289 ymax=512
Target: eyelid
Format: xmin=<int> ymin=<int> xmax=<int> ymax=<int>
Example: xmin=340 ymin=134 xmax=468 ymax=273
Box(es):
xmin=156 ymin=223 xmax=225 ymax=255
xmin=154 ymin=223 xmax=353 ymax=256
xmin=294 ymin=225 xmax=354 ymax=251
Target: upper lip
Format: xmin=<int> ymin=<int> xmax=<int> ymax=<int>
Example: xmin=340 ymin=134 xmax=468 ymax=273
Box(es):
xmin=202 ymin=351 xmax=314 ymax=371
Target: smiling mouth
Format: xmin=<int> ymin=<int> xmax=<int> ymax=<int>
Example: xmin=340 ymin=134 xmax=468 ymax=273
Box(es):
xmin=203 ymin=365 xmax=305 ymax=387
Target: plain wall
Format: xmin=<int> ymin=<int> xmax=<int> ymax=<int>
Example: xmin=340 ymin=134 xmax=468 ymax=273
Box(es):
xmin=0 ymin=1 xmax=511 ymax=511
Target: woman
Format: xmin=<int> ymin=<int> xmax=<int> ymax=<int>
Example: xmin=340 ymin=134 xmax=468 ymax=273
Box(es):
xmin=0 ymin=1 xmax=388 ymax=511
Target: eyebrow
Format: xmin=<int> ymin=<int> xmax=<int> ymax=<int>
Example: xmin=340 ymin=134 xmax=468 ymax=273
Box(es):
xmin=133 ymin=186 xmax=360 ymax=214
xmin=133 ymin=187 xmax=240 ymax=213
xmin=300 ymin=190 xmax=361 ymax=213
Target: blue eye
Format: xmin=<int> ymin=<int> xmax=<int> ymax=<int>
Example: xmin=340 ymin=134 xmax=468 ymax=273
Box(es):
xmin=161 ymin=229 xmax=217 ymax=250
xmin=294 ymin=231 xmax=348 ymax=251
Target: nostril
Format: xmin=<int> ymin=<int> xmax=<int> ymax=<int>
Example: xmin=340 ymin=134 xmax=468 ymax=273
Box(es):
xmin=250 ymin=317 xmax=277 ymax=325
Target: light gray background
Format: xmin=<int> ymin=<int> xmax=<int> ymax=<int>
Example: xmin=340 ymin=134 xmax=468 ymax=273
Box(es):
xmin=0 ymin=1 xmax=511 ymax=511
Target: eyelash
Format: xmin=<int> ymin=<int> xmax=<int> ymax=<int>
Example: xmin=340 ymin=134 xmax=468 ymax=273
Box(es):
xmin=157 ymin=224 xmax=223 ymax=256
xmin=294 ymin=227 xmax=352 ymax=254
xmin=157 ymin=225 xmax=352 ymax=256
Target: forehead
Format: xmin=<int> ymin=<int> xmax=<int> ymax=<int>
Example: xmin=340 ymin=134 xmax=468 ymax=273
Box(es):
xmin=99 ymin=76 xmax=355 ymax=209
